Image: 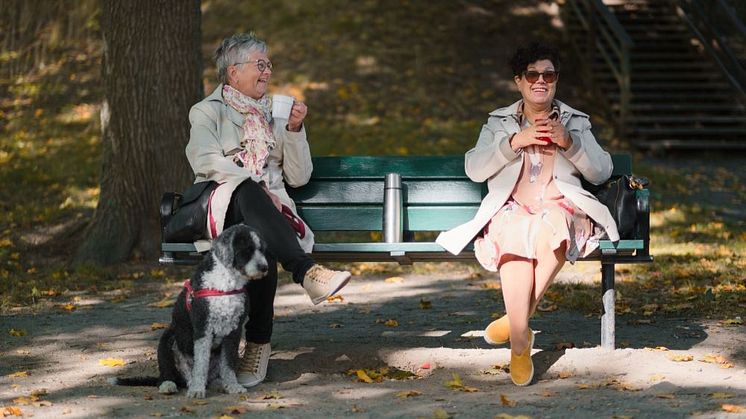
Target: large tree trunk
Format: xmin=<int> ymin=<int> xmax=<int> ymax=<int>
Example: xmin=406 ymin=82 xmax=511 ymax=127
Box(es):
xmin=76 ymin=0 xmax=202 ymax=265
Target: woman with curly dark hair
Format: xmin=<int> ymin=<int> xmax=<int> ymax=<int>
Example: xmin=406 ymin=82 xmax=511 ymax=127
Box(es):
xmin=437 ymin=42 xmax=618 ymax=386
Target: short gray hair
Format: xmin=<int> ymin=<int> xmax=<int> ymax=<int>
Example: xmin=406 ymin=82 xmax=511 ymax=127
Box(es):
xmin=214 ymin=33 xmax=269 ymax=84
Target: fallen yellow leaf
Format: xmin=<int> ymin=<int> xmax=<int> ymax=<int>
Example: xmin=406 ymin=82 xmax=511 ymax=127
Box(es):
xmin=384 ymin=276 xmax=404 ymax=283
xmin=500 ymin=394 xmax=516 ymax=407
xmin=711 ymin=392 xmax=734 ymax=399
xmin=12 ymin=396 xmax=39 ymax=405
xmin=649 ymin=374 xmax=666 ymax=382
xmin=326 ymin=295 xmax=344 ymax=303
xmin=667 ymin=354 xmax=693 ymax=362
xmin=644 ymin=346 xmax=669 ymax=352
xmin=262 ymin=390 xmax=283 ymax=400
xmin=98 ymin=358 xmax=126 ymax=367
xmin=444 ymin=373 xmax=463 ymax=389
xmin=60 ymin=303 xmax=76 ymax=311
xmin=384 ymin=319 xmax=398 ymax=327
xmin=558 ymin=370 xmax=573 ymax=379
xmin=721 ymin=317 xmax=742 ymax=326
xmin=8 ymin=329 xmax=26 ymax=337
xmin=150 ymin=323 xmax=169 ymax=331
xmin=356 ymin=369 xmax=374 ymax=383
xmin=722 ymin=404 xmax=746 ymax=413
xmin=1 ymin=406 xmax=23 ymax=417
xmin=432 ymin=407 xmax=451 ymax=419
xmin=494 ymin=414 xmax=532 ymax=419
xmin=191 ymin=400 xmax=209 ymax=405
xmin=419 ymin=299 xmax=432 ymax=309
xmin=8 ymin=371 xmax=29 ymax=378
xmin=396 ymin=390 xmax=422 ymax=398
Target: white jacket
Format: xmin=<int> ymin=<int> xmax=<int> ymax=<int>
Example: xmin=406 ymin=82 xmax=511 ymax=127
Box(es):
xmin=185 ymin=85 xmax=314 ymax=252
xmin=436 ymin=99 xmax=619 ymax=255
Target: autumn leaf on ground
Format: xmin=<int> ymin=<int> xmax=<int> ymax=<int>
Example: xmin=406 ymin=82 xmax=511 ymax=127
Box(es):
xmin=8 ymin=371 xmax=29 ymax=378
xmin=481 ymin=363 xmax=509 ymax=375
xmin=149 ymin=296 xmax=175 ymax=308
xmin=326 ymin=295 xmax=344 ymax=303
xmin=711 ymin=392 xmax=735 ymax=399
xmin=8 ymin=329 xmax=26 ymax=337
xmin=12 ymin=395 xmax=40 ymax=405
xmin=99 ymin=358 xmax=126 ymax=367
xmin=59 ymin=303 xmax=76 ymax=311
xmin=1 ymin=406 xmax=23 ymax=417
xmin=500 ymin=394 xmax=517 ymax=407
xmin=480 ymin=280 xmax=500 ymax=289
xmin=644 ymin=346 xmax=669 ymax=352
xmin=179 ymin=406 xmax=194 ymax=414
xmin=722 ymin=404 xmax=746 ymax=413
xmin=355 ymin=369 xmax=374 ymax=383
xmin=655 ymin=393 xmax=676 ymax=399
xmin=384 ymin=276 xmax=404 ymax=283
xmin=262 ymin=390 xmax=283 ymax=400
xmin=419 ymin=298 xmax=432 ymax=309
xmin=396 ymin=390 xmax=422 ymax=398
xmin=191 ymin=400 xmax=209 ymax=405
xmin=558 ymin=370 xmax=573 ymax=379
xmin=223 ymin=406 xmax=248 ymax=414
xmin=494 ymin=414 xmax=532 ymax=419
xmin=444 ymin=373 xmax=479 ymax=392
xmin=649 ymin=374 xmax=666 ymax=382
xmin=699 ymin=353 xmax=734 ymax=368
xmin=667 ymin=354 xmax=694 ymax=362
xmin=720 ymin=317 xmax=742 ymax=326
xmin=384 ymin=319 xmax=398 ymax=327
xmin=150 ymin=323 xmax=168 ymax=331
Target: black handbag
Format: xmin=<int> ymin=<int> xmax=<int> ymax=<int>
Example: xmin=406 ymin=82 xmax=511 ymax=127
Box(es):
xmin=593 ymin=175 xmax=649 ymax=239
xmin=162 ymin=181 xmax=219 ymax=242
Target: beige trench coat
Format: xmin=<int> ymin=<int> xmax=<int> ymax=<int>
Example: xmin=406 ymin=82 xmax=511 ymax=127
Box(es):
xmin=436 ymin=99 xmax=620 ymax=255
xmin=185 ymin=85 xmax=315 ymax=252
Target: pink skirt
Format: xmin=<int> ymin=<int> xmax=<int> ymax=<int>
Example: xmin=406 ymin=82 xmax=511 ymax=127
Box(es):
xmin=473 ymin=198 xmax=600 ymax=272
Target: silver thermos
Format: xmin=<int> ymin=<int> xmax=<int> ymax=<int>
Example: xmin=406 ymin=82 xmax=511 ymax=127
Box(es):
xmin=383 ymin=173 xmax=403 ymax=243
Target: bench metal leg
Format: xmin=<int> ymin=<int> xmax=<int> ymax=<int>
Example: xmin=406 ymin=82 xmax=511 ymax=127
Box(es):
xmin=601 ymin=262 xmax=615 ymax=350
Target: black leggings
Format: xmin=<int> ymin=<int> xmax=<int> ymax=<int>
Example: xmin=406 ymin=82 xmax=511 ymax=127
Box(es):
xmin=224 ymin=179 xmax=315 ymax=344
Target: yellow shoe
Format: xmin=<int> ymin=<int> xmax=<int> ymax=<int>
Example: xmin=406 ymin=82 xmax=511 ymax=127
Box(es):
xmin=484 ymin=314 xmax=510 ymax=345
xmin=510 ymin=329 xmax=535 ymax=386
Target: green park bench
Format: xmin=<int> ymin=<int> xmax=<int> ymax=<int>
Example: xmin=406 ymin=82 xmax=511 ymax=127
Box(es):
xmin=160 ymin=154 xmax=653 ymax=349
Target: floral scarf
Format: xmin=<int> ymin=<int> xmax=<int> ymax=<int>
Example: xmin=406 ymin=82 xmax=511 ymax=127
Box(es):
xmin=222 ymin=84 xmax=276 ymax=177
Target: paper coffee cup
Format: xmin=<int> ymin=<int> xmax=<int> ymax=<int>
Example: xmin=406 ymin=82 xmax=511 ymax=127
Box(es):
xmin=272 ymin=94 xmax=295 ymax=119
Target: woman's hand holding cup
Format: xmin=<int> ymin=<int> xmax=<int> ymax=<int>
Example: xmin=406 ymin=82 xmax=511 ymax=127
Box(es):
xmin=287 ymin=101 xmax=307 ymax=132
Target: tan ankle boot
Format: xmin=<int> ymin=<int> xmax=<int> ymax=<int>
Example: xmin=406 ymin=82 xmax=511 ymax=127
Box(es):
xmin=510 ymin=329 xmax=535 ymax=386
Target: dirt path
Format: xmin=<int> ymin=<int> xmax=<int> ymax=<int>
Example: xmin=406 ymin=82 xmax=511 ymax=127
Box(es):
xmin=1 ymin=266 xmax=745 ymax=418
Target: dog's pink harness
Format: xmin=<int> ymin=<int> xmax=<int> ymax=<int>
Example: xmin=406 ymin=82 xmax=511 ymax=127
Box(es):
xmin=183 ymin=280 xmax=247 ymax=312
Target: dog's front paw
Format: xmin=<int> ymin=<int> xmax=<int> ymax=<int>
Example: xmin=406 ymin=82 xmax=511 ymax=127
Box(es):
xmin=224 ymin=383 xmax=247 ymax=394
xmin=186 ymin=387 xmax=206 ymax=399
xmin=158 ymin=381 xmax=178 ymax=394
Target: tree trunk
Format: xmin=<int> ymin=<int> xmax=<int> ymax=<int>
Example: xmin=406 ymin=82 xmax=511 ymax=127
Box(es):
xmin=76 ymin=0 xmax=202 ymax=265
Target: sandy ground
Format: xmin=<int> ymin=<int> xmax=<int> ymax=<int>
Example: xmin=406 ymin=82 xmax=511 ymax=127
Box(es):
xmin=1 ymin=264 xmax=745 ymax=419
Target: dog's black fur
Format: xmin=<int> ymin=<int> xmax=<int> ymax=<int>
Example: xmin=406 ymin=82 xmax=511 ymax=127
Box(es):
xmin=111 ymin=224 xmax=268 ymax=398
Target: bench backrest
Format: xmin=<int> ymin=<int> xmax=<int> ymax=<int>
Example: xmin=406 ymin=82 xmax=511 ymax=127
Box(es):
xmin=287 ymin=154 xmax=632 ymax=233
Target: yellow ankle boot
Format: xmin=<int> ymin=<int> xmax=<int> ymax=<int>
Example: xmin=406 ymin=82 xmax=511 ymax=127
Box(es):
xmin=510 ymin=329 xmax=535 ymax=386
xmin=484 ymin=314 xmax=510 ymax=345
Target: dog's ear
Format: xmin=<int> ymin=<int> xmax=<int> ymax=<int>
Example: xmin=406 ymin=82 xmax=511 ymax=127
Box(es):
xmin=230 ymin=227 xmax=257 ymax=270
xmin=212 ymin=225 xmax=237 ymax=268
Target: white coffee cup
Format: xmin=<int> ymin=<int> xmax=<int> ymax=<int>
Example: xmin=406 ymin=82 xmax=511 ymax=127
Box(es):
xmin=272 ymin=94 xmax=295 ymax=119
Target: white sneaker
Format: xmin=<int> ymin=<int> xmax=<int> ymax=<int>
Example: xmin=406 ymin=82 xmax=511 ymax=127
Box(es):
xmin=237 ymin=342 xmax=271 ymax=388
xmin=302 ymin=265 xmax=351 ymax=305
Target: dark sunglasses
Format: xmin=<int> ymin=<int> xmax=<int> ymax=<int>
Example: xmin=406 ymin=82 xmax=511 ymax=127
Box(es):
xmin=522 ymin=70 xmax=559 ymax=83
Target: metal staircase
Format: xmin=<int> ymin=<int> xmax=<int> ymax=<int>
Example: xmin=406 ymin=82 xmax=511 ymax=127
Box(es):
xmin=562 ymin=0 xmax=746 ymax=150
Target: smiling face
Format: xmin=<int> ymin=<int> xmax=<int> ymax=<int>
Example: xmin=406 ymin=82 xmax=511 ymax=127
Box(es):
xmin=226 ymin=49 xmax=272 ymax=99
xmin=514 ymin=59 xmax=558 ymax=109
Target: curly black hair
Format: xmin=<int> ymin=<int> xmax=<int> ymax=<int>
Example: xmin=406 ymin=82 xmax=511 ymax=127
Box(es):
xmin=509 ymin=42 xmax=561 ymax=77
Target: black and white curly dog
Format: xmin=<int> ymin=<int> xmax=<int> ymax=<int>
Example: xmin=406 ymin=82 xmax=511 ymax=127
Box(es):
xmin=111 ymin=224 xmax=268 ymax=398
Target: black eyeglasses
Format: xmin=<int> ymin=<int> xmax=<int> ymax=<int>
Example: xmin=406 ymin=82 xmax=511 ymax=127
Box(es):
xmin=522 ymin=70 xmax=558 ymax=83
xmin=234 ymin=59 xmax=273 ymax=73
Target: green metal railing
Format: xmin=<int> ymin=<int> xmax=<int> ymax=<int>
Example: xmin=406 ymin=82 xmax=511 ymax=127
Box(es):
xmin=562 ymin=0 xmax=634 ymax=131
xmin=677 ymin=0 xmax=746 ymax=102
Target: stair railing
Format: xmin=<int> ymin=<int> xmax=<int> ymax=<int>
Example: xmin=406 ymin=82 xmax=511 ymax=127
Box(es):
xmin=563 ymin=0 xmax=634 ymax=132
xmin=677 ymin=0 xmax=746 ymax=102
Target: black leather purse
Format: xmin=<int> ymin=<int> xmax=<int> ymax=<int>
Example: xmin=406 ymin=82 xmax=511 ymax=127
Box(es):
xmin=593 ymin=175 xmax=649 ymax=239
xmin=161 ymin=181 xmax=219 ymax=243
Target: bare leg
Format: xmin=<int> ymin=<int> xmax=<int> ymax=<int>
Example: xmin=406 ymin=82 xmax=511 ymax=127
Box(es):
xmin=528 ymin=210 xmax=568 ymax=315
xmin=499 ymin=255 xmax=534 ymax=354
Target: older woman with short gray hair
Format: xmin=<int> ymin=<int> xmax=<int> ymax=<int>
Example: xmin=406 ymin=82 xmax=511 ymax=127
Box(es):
xmin=184 ymin=32 xmax=351 ymax=388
